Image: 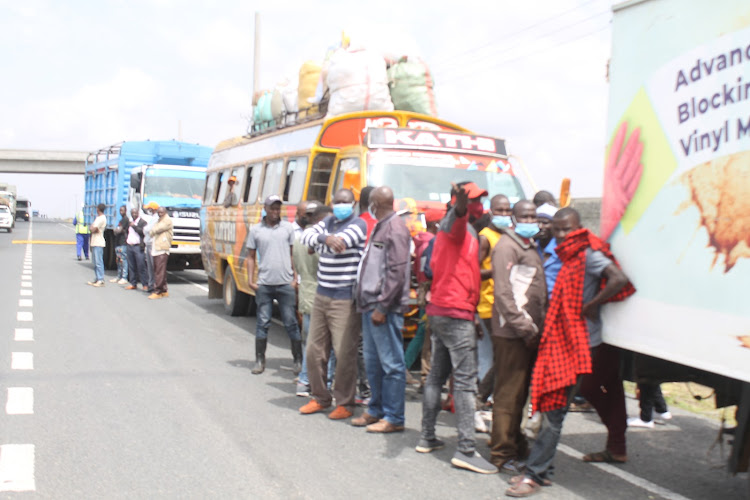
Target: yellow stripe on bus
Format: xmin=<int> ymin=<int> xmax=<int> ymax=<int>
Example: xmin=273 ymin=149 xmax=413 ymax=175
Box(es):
xmin=12 ymin=240 xmax=76 ymax=245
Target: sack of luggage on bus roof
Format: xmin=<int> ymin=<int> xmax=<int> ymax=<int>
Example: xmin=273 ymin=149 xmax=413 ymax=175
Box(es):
xmin=326 ymin=47 xmax=394 ymax=119
xmin=298 ymin=60 xmax=322 ymax=119
xmin=253 ymin=91 xmax=275 ymax=130
xmin=271 ymin=79 xmax=298 ymax=126
xmin=387 ymin=56 xmax=438 ymax=116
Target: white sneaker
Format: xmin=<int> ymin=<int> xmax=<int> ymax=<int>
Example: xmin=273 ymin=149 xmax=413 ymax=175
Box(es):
xmin=474 ymin=411 xmax=489 ymax=433
xmin=627 ymin=416 xmax=654 ymax=428
xmin=109 ymin=278 xmax=119 ymax=283
xmin=117 ymin=278 xmax=129 ymax=285
xmin=654 ymin=411 xmax=672 ymax=424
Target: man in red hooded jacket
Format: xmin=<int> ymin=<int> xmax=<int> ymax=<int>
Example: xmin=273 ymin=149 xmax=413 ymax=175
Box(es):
xmin=416 ymin=182 xmax=498 ymax=475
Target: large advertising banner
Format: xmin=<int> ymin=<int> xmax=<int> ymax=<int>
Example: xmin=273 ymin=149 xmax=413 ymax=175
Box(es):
xmin=602 ymin=0 xmax=750 ymax=382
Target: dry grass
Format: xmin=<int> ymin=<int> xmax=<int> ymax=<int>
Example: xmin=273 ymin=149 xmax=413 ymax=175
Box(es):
xmin=624 ymin=381 xmax=738 ymax=427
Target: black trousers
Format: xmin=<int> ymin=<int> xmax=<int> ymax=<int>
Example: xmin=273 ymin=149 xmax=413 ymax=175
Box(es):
xmin=638 ymin=382 xmax=668 ymax=422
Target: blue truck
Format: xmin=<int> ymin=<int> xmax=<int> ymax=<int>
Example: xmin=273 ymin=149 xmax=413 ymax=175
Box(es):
xmin=84 ymin=140 xmax=213 ymax=270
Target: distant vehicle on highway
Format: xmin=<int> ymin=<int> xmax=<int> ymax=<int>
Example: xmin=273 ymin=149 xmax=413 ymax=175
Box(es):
xmin=16 ymin=198 xmax=30 ymax=221
xmin=32 ymin=210 xmax=39 ymax=217
xmin=0 ymin=205 xmax=13 ymax=232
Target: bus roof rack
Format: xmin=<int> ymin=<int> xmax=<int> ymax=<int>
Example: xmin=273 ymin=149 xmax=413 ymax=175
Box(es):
xmin=246 ymin=98 xmax=328 ymax=138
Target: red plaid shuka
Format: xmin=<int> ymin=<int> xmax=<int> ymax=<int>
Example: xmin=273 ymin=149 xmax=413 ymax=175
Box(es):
xmin=530 ymin=228 xmax=635 ymax=413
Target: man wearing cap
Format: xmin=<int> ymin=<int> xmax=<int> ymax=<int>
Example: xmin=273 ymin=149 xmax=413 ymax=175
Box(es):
xmin=223 ymin=176 xmax=238 ymax=208
xmin=142 ymin=202 xmax=159 ymax=293
xmin=246 ymin=195 xmax=302 ymax=375
xmin=299 ymin=188 xmax=368 ymax=421
xmin=417 ymin=181 xmax=498 ymax=474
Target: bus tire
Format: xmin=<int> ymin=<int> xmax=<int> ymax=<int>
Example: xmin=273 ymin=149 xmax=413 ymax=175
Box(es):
xmin=223 ymin=270 xmax=249 ymax=317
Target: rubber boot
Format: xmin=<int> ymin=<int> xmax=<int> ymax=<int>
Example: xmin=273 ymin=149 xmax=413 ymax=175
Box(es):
xmin=291 ymin=340 xmax=303 ymax=375
xmin=252 ymin=338 xmax=267 ymax=375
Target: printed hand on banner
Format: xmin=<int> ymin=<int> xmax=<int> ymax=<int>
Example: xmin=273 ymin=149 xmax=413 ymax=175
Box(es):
xmin=600 ymin=122 xmax=643 ymax=240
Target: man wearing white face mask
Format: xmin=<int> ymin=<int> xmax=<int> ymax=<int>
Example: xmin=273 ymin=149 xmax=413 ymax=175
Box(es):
xmin=489 ymin=200 xmax=547 ymax=474
xmin=299 ymin=188 xmax=368 ymax=421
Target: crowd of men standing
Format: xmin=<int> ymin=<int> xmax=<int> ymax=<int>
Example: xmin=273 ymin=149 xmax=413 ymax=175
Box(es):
xmin=244 ymin=181 xmax=638 ymax=498
xmin=75 ymin=202 xmax=174 ymax=299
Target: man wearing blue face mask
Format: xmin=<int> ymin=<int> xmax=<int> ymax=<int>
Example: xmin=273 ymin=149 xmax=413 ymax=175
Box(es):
xmin=299 ymin=188 xmax=368 ymax=422
xmin=489 ymin=200 xmax=547 ymax=474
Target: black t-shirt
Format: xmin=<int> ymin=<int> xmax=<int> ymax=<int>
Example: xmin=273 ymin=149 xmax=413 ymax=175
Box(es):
xmin=115 ymin=216 xmax=129 ymax=247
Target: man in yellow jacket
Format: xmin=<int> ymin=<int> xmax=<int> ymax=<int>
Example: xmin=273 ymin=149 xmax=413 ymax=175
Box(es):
xmin=148 ymin=206 xmax=173 ymax=299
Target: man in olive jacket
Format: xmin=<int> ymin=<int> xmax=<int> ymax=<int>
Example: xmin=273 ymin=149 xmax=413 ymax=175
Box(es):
xmin=353 ymin=186 xmax=411 ymax=433
xmin=149 ymin=207 xmax=173 ymax=299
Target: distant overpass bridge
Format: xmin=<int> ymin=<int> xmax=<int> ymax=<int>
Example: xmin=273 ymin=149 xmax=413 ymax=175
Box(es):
xmin=0 ymin=150 xmax=88 ymax=174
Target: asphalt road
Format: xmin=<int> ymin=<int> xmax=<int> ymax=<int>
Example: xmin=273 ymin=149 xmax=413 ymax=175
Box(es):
xmin=0 ymin=219 xmax=747 ymax=499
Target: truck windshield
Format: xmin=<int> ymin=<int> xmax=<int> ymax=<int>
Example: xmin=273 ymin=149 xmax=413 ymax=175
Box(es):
xmin=367 ymin=151 xmax=524 ymax=204
xmin=143 ymin=170 xmax=205 ymax=209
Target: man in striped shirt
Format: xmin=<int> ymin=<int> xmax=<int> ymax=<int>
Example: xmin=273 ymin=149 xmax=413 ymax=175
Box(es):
xmin=298 ymin=189 xmax=368 ymax=421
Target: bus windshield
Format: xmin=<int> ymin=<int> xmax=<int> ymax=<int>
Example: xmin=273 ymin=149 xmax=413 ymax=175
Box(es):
xmin=143 ymin=169 xmax=205 ymax=209
xmin=367 ymin=151 xmax=524 ymax=204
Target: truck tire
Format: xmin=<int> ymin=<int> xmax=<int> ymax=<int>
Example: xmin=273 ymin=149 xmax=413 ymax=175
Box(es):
xmin=223 ymin=270 xmax=249 ymax=317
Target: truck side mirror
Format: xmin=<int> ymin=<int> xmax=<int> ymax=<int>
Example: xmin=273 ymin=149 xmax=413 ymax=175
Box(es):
xmin=130 ymin=171 xmax=142 ymax=191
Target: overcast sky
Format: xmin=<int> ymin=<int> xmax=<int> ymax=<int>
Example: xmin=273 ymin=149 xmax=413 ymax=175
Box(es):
xmin=0 ymin=0 xmax=616 ymax=217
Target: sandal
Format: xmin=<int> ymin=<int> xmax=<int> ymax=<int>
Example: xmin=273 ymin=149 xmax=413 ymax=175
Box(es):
xmin=582 ymin=449 xmax=627 ymax=463
xmin=505 ymin=477 xmax=542 ymax=497
xmin=509 ymin=474 xmax=552 ymax=487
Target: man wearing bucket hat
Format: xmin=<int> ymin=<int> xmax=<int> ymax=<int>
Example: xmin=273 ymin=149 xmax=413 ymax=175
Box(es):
xmin=246 ymin=195 xmax=302 ymax=375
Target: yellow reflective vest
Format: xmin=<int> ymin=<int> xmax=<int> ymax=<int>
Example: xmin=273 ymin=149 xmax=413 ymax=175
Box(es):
xmin=75 ymin=210 xmax=89 ymax=234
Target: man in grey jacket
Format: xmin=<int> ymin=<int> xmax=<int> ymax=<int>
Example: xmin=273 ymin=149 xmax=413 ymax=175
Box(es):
xmin=352 ymin=186 xmax=411 ymax=433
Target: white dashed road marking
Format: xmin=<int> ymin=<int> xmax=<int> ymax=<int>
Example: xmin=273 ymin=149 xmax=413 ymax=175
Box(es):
xmin=11 ymin=353 xmax=33 ymax=370
xmin=557 ymin=444 xmax=692 ymax=500
xmin=0 ymin=444 xmax=35 ymax=491
xmin=21 ymin=282 xmax=31 ymax=288
xmin=18 ymin=300 xmax=32 ymax=308
xmin=6 ymin=388 xmax=33 ymax=415
xmin=14 ymin=329 xmax=33 ymax=342
xmin=20 ymin=290 xmax=32 ymax=297
xmin=16 ymin=312 xmax=33 ymax=322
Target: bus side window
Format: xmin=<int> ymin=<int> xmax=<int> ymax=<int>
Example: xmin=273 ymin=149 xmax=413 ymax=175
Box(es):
xmin=215 ymin=171 xmax=230 ymax=204
xmin=333 ymin=157 xmax=361 ymax=195
xmin=243 ymin=163 xmax=261 ymax=204
xmin=307 ymin=153 xmax=335 ymax=202
xmin=283 ymin=156 xmax=308 ymax=203
xmin=213 ymin=172 xmax=225 ymax=204
xmin=204 ymin=172 xmax=217 ymax=204
xmin=261 ymin=159 xmax=284 ymax=201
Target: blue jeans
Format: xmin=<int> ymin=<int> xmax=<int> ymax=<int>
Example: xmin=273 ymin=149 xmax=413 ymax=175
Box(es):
xmin=362 ymin=310 xmax=406 ymax=426
xmin=255 ymin=284 xmax=300 ymax=341
xmin=525 ymin=383 xmax=578 ymax=486
xmin=126 ymin=245 xmax=148 ymax=287
xmin=91 ymin=246 xmax=104 ymax=282
xmin=115 ymin=245 xmax=128 ymax=280
xmin=421 ymin=315 xmax=478 ymax=454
